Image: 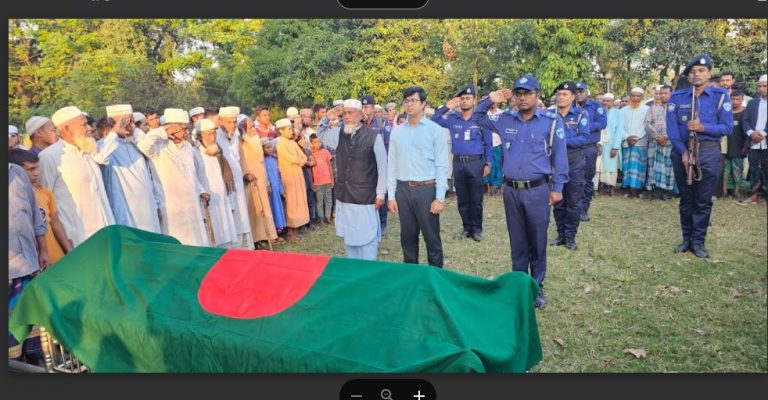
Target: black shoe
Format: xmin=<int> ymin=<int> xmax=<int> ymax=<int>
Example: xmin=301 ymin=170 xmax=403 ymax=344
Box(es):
xmin=565 ymin=238 xmax=578 ymax=251
xmin=661 ymin=192 xmax=672 ymax=201
xmin=674 ymin=241 xmax=691 ymax=253
xmin=534 ymin=287 xmax=547 ymax=309
xmin=472 ymin=232 xmax=483 ymax=242
xmin=691 ymin=244 xmax=709 ymax=258
xmin=454 ymin=230 xmax=471 ymax=240
xmin=550 ymin=236 xmax=565 ymax=246
xmin=580 ymin=211 xmax=590 ymax=222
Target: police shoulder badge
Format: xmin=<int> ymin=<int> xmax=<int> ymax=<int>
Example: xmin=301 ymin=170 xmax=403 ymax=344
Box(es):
xmin=597 ymin=107 xmax=604 ymax=115
xmin=723 ymin=103 xmax=732 ymax=112
xmin=580 ymin=118 xmax=588 ymax=126
xmin=668 ymin=103 xmax=676 ymax=112
xmin=556 ymin=128 xmax=565 ymax=139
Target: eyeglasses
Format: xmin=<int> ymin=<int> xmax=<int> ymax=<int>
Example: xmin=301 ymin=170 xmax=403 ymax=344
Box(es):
xmin=403 ymin=98 xmax=423 ymax=105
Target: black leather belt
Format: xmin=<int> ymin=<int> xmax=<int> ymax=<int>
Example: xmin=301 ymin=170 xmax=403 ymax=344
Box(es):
xmin=399 ymin=179 xmax=436 ymax=187
xmin=567 ymin=147 xmax=584 ymax=153
xmin=504 ymin=176 xmax=549 ymax=190
xmin=453 ymin=154 xmax=484 ymax=162
xmin=698 ymin=141 xmax=720 ymax=149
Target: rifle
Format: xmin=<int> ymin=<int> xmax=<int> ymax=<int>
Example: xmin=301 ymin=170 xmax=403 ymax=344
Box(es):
xmin=686 ymin=87 xmax=703 ymax=185
xmin=202 ymin=198 xmax=216 ymax=246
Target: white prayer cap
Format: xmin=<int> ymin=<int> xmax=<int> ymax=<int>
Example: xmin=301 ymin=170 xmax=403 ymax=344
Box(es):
xmin=106 ymin=104 xmax=133 ymax=118
xmin=218 ymin=106 xmax=240 ymax=118
xmin=385 ymin=102 xmax=397 ymax=110
xmin=9 ymin=125 xmax=19 ymax=134
xmin=237 ymin=114 xmax=248 ymax=125
xmin=603 ymin=93 xmax=615 ymax=100
xmin=343 ymin=99 xmax=362 ymax=110
xmin=374 ymin=104 xmax=383 ymax=111
xmin=51 ymin=106 xmax=84 ymax=127
xmin=25 ymin=116 xmax=51 ymax=135
xmin=189 ymin=107 xmax=205 ymax=117
xmin=630 ymin=87 xmax=644 ymax=95
xmin=275 ymin=118 xmax=292 ymax=129
xmin=159 ymin=116 xmax=167 ymax=126
xmin=133 ymin=112 xmax=146 ymax=122
xmin=759 ymin=74 xmax=767 ymax=83
xmin=260 ymin=138 xmax=271 ymax=146
xmin=286 ymin=107 xmax=299 ymax=120
xmin=196 ymin=118 xmax=217 ymax=133
xmin=332 ymin=100 xmax=344 ymax=107
xmin=163 ymin=108 xmax=189 ymax=125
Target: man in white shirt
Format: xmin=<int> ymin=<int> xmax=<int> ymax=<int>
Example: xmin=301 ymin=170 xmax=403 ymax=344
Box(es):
xmin=136 ymin=108 xmax=211 ymax=246
xmin=216 ymin=106 xmax=254 ymax=249
xmin=39 ymin=106 xmax=115 ymax=246
xmin=744 ymin=74 xmax=768 ymax=203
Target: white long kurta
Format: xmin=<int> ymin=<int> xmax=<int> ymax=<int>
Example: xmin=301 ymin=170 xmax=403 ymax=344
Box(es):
xmin=197 ymin=147 xmax=238 ymax=248
xmin=136 ymin=128 xmax=209 ymax=246
xmin=98 ymin=134 xmax=162 ymax=233
xmin=39 ymin=138 xmax=116 ymax=246
xmin=216 ymin=129 xmax=251 ymax=236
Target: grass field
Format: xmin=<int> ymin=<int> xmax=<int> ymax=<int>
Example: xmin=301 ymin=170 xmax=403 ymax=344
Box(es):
xmin=280 ymin=192 xmax=767 ymax=372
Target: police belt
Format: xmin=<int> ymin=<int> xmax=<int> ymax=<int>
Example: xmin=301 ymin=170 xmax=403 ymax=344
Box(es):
xmin=398 ymin=179 xmax=436 ymax=187
xmin=567 ymin=146 xmax=584 ymax=154
xmin=453 ymin=154 xmax=484 ymax=163
xmin=696 ymin=140 xmax=720 ymax=149
xmin=504 ymin=176 xmax=549 ymax=190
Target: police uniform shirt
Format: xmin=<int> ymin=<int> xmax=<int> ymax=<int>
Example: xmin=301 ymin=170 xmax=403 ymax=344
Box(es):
xmin=579 ymin=99 xmax=608 ymax=143
xmin=432 ymin=105 xmax=493 ymax=162
xmin=665 ymin=86 xmax=733 ymax=155
xmin=559 ymin=105 xmax=592 ymax=149
xmin=475 ymin=97 xmax=570 ymax=193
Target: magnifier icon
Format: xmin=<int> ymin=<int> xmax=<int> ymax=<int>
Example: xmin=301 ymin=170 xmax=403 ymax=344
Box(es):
xmin=380 ymin=389 xmax=393 ymax=400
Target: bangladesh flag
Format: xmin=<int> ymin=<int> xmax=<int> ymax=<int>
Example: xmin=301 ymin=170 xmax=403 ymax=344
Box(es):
xmin=9 ymin=225 xmax=542 ymax=372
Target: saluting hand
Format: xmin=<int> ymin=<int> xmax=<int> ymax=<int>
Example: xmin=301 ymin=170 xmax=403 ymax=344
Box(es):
xmin=446 ymin=97 xmax=461 ymax=110
xmin=489 ymin=90 xmax=506 ymax=104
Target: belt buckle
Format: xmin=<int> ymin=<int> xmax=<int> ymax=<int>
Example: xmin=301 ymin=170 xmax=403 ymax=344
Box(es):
xmin=523 ymin=180 xmax=531 ymax=189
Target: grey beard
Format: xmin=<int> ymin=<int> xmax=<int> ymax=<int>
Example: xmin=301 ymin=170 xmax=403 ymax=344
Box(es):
xmin=343 ymin=124 xmax=358 ymax=135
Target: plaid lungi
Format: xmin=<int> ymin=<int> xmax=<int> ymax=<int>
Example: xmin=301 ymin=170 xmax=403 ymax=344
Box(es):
xmin=646 ymin=142 xmax=677 ymax=192
xmin=621 ymin=145 xmax=647 ymax=190
xmin=8 ymin=272 xmax=42 ymax=360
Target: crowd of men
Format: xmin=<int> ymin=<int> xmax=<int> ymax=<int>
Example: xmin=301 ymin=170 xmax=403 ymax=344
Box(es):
xmin=8 ymin=52 xmax=768 ymax=365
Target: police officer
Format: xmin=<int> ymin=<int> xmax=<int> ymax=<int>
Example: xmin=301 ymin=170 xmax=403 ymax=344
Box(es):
xmin=475 ymin=75 xmax=569 ymax=309
xmin=666 ymin=54 xmax=733 ymax=258
xmin=550 ymin=82 xmax=591 ymax=250
xmin=575 ymin=82 xmax=607 ymax=221
xmin=432 ymin=84 xmax=493 ymax=241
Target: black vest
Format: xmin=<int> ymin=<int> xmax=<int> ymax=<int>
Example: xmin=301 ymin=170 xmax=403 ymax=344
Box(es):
xmin=335 ymin=126 xmax=379 ymax=204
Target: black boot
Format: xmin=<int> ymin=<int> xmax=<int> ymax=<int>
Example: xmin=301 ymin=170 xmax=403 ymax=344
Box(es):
xmin=690 ymin=243 xmax=709 ymax=258
xmin=565 ymin=237 xmax=578 ymax=251
xmin=550 ymin=236 xmax=565 ymax=246
xmin=674 ymin=240 xmax=691 ymax=253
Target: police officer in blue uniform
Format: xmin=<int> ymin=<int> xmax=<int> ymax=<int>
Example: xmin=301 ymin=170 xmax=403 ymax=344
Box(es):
xmin=432 ymin=84 xmax=493 ymax=241
xmin=475 ymin=75 xmax=569 ymax=309
xmin=575 ymin=82 xmax=607 ymax=221
xmin=550 ymin=82 xmax=591 ymax=251
xmin=667 ymin=54 xmax=733 ymax=258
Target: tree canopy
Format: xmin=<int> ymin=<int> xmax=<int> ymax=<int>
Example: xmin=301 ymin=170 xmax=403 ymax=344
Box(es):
xmin=8 ymin=18 xmax=766 ymax=127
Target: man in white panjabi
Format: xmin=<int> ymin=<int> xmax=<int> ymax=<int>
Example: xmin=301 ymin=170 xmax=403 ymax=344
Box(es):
xmin=216 ymin=106 xmax=254 ymax=250
xmin=136 ymin=108 xmax=211 ymax=246
xmin=99 ymin=104 xmax=162 ymax=234
xmin=195 ymin=118 xmax=238 ymax=248
xmin=39 ymin=106 xmax=116 ymax=246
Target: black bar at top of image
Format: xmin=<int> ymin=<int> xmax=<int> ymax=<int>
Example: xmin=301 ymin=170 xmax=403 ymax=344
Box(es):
xmin=1 ymin=0 xmax=767 ymax=18
xmin=338 ymin=0 xmax=430 ymax=9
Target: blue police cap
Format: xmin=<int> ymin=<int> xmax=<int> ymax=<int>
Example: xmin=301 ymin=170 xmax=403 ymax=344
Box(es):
xmin=455 ymin=84 xmax=477 ymax=98
xmin=683 ymin=54 xmax=713 ymax=76
xmin=575 ymin=82 xmax=588 ymax=91
xmin=552 ymin=81 xmax=577 ymax=96
xmin=513 ymin=75 xmax=541 ymax=91
xmin=360 ymin=96 xmax=376 ymax=106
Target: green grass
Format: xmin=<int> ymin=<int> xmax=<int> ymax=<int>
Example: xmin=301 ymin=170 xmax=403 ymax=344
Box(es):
xmin=280 ymin=193 xmax=767 ymax=372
